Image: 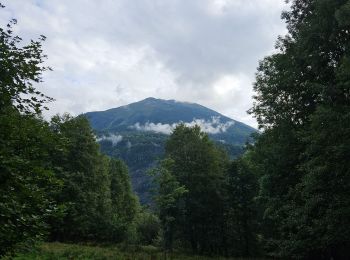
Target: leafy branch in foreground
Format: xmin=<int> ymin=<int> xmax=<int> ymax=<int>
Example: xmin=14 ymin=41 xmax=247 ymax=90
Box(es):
xmin=0 ymin=4 xmax=53 ymax=114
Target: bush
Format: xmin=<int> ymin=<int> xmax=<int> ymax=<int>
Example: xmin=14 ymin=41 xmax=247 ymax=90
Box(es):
xmin=136 ymin=210 xmax=160 ymax=245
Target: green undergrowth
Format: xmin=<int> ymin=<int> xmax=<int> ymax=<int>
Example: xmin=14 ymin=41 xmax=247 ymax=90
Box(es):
xmin=9 ymin=242 xmax=264 ymax=260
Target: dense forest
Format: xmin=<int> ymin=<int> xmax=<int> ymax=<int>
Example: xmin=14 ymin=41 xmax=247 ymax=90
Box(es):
xmin=1 ymin=0 xmax=350 ymax=259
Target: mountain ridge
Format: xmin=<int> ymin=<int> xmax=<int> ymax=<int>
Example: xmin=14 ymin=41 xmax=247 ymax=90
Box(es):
xmin=84 ymin=97 xmax=257 ymax=203
xmin=85 ymin=97 xmax=255 ymax=136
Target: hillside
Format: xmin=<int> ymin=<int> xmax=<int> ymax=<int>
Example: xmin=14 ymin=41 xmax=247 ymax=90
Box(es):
xmin=84 ymin=97 xmax=257 ymax=203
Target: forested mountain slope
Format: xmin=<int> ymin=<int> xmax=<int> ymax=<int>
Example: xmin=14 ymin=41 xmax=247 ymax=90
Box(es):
xmin=84 ymin=98 xmax=257 ymax=203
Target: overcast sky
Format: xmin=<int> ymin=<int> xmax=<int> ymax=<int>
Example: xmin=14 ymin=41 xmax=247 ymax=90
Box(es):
xmin=1 ymin=0 xmax=288 ymax=128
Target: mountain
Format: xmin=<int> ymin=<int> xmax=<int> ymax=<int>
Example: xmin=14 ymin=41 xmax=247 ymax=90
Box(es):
xmin=84 ymin=97 xmax=257 ymax=203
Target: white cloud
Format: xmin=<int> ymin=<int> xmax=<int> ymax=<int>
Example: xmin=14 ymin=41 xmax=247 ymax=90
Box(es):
xmin=185 ymin=117 xmax=235 ymax=134
xmin=0 ymin=0 xmax=288 ymax=128
xmin=131 ymin=122 xmax=175 ymax=135
xmin=97 ymin=134 xmax=123 ymax=146
xmin=130 ymin=116 xmax=235 ymax=135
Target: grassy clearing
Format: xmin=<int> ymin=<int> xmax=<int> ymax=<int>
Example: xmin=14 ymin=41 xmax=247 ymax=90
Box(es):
xmin=10 ymin=242 xmax=263 ymax=260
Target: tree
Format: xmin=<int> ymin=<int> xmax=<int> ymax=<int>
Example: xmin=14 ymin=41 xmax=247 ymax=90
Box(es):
xmin=151 ymin=158 xmax=187 ymax=251
xmin=249 ymin=0 xmax=350 ymax=258
xmin=109 ymin=158 xmax=139 ymax=242
xmin=135 ymin=209 xmax=161 ymax=245
xmin=163 ymin=124 xmax=229 ymax=254
xmin=0 ymin=5 xmax=58 ymax=256
xmin=0 ymin=4 xmax=52 ymax=114
xmin=48 ymin=115 xmax=141 ymax=243
xmin=294 ymin=106 xmax=350 ymax=259
xmin=0 ymin=5 xmax=143 ymax=254
xmin=0 ymin=110 xmax=61 ymax=256
xmin=251 ymin=0 xmax=350 ymax=130
xmin=48 ymin=115 xmax=112 ymax=241
xmin=225 ymin=154 xmax=259 ymax=257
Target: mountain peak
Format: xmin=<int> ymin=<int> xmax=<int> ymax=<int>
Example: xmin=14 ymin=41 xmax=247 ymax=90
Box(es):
xmin=84 ymin=98 xmax=256 ymax=142
xmin=142 ymin=97 xmax=158 ymax=101
xmin=139 ymin=97 xmax=178 ymax=104
xmin=84 ymin=98 xmax=257 ymax=204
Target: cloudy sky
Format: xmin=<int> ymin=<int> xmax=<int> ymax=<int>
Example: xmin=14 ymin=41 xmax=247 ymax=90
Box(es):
xmin=0 ymin=0 xmax=288 ymax=127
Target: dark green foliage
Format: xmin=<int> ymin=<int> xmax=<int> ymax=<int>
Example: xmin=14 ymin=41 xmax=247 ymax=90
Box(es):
xmin=99 ymin=131 xmax=167 ymax=204
xmin=0 ymin=109 xmax=141 ymax=255
xmin=136 ymin=210 xmax=161 ymax=245
xmin=164 ymin=124 xmax=229 ymax=255
xmin=109 ymin=159 xmax=139 ymax=242
xmin=295 ymin=105 xmax=350 ymax=258
xmin=246 ymin=123 xmax=305 ymax=256
xmin=0 ymin=108 xmax=61 ymax=256
xmin=151 ymin=158 xmax=188 ymax=251
xmin=0 ymin=9 xmax=53 ymax=114
xmin=0 ymin=6 xmax=58 ymax=255
xmin=3 ymin=0 xmax=350 ymax=258
xmin=0 ymin=6 xmax=141 ymax=255
xmin=225 ymin=156 xmax=259 ymax=257
xmin=0 ymin=109 xmax=141 ymax=254
xmin=249 ymin=0 xmax=350 ymax=258
xmin=98 ymin=130 xmax=245 ymax=205
xmin=48 ymin=115 xmax=140 ymax=243
xmin=152 ymin=125 xmax=261 ymax=257
xmin=251 ymin=0 xmax=350 ymax=129
xmin=88 ymin=98 xmax=257 ymax=205
xmin=48 ymin=114 xmax=111 ymax=241
xmin=12 ymin=242 xmax=247 ymax=260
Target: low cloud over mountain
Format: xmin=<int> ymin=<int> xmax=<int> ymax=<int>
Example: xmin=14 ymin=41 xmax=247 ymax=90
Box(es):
xmin=96 ymin=134 xmax=123 ymax=146
xmin=130 ymin=116 xmax=235 ymax=135
xmin=85 ymin=98 xmax=257 ymax=203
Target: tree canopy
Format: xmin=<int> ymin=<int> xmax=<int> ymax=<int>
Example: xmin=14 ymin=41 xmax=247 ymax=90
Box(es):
xmin=152 ymin=125 xmax=259 ymax=256
xmin=2 ymin=1 xmax=350 ymax=258
xmin=248 ymin=0 xmax=350 ymax=258
xmin=0 ymin=7 xmax=141 ymax=256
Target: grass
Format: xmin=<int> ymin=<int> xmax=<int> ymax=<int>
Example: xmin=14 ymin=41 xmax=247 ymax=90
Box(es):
xmin=10 ymin=242 xmax=263 ymax=260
